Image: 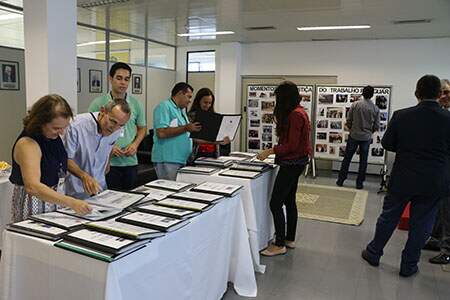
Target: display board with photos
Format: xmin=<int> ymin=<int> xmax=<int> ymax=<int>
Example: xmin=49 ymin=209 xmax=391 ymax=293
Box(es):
xmin=314 ymin=85 xmax=391 ymax=164
xmin=246 ymin=84 xmax=314 ymax=153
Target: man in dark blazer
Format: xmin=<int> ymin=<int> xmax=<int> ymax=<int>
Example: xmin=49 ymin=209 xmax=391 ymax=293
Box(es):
xmin=361 ymin=75 xmax=450 ymax=277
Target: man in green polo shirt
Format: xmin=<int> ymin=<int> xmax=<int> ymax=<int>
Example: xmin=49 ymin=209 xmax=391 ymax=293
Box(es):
xmin=88 ymin=62 xmax=146 ymax=190
xmin=152 ymin=82 xmax=201 ymax=180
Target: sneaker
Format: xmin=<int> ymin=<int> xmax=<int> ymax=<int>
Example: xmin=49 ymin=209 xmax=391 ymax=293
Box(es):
xmin=399 ymin=265 xmax=419 ymax=277
xmin=285 ymin=240 xmax=296 ymax=249
xmin=423 ymin=241 xmax=441 ymax=252
xmin=361 ymin=249 xmax=379 ymax=267
xmin=260 ymin=244 xmax=287 ymax=257
xmin=429 ymin=253 xmax=450 ymax=264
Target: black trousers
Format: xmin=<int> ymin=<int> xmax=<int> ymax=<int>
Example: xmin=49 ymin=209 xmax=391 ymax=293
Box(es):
xmin=106 ymin=165 xmax=138 ymax=191
xmin=430 ymin=196 xmax=450 ymax=254
xmin=270 ymin=164 xmax=305 ymax=246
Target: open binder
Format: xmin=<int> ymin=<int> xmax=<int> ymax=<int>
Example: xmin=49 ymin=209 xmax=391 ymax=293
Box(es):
xmin=190 ymin=110 xmax=241 ymax=142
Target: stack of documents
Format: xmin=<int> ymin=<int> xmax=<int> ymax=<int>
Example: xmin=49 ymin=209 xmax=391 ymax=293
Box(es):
xmin=135 ymin=203 xmax=200 ymax=220
xmin=86 ymin=218 xmax=165 ymax=240
xmin=145 ymin=179 xmax=195 ymax=192
xmin=155 ymin=198 xmax=211 ymax=212
xmin=219 ymin=169 xmax=262 ymax=179
xmin=55 ymin=228 xmax=149 ymax=262
xmin=7 ymin=219 xmax=68 ymax=241
xmin=191 ymin=182 xmax=243 ymax=197
xmin=177 ymin=166 xmax=219 ymax=175
xmin=117 ymin=211 xmax=189 ymax=232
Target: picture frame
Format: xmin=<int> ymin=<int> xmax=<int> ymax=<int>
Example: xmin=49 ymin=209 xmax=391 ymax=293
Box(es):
xmin=77 ymin=68 xmax=81 ymax=93
xmin=89 ymin=69 xmax=102 ymax=93
xmin=131 ymin=73 xmax=142 ymax=94
xmin=0 ymin=60 xmax=19 ymax=90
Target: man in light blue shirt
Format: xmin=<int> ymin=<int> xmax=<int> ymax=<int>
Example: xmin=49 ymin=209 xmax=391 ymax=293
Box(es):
xmin=64 ymin=100 xmax=130 ymax=199
xmin=152 ymin=82 xmax=201 ymax=180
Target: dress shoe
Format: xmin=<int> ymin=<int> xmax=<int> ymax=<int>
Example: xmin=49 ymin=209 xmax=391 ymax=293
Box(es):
xmin=356 ymin=183 xmax=364 ymax=190
xmin=429 ymin=253 xmax=450 ymax=264
xmin=260 ymin=244 xmax=287 ymax=257
xmin=361 ymin=250 xmax=379 ymax=267
xmin=285 ymin=240 xmax=296 ymax=249
xmin=399 ymin=265 xmax=418 ymax=277
xmin=336 ymin=180 xmax=343 ymax=187
xmin=423 ymin=241 xmax=441 ymax=252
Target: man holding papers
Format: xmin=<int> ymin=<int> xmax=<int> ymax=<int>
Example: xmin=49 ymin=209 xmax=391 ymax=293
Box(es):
xmin=64 ymin=100 xmax=130 ymax=199
xmin=152 ymin=82 xmax=201 ymax=180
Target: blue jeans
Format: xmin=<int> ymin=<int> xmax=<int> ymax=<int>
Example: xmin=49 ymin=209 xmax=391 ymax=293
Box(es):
xmin=365 ymin=192 xmax=440 ymax=271
xmin=337 ymin=136 xmax=371 ymax=186
xmin=154 ymin=162 xmax=184 ymax=181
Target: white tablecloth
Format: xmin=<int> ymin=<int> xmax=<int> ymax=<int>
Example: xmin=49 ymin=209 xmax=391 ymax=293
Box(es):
xmin=177 ymin=168 xmax=278 ymax=273
xmin=0 ymin=195 xmax=257 ymax=300
xmin=0 ymin=177 xmax=13 ymax=250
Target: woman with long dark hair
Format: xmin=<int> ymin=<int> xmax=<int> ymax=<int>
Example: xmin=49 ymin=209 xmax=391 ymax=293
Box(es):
xmin=257 ymin=81 xmax=311 ymax=256
xmin=188 ymin=87 xmax=230 ymax=158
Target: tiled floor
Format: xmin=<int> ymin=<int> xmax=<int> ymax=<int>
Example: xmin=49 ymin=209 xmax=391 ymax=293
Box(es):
xmin=223 ymin=173 xmax=450 ymax=300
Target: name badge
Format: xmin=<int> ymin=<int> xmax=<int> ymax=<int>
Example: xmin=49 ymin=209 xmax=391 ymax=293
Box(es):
xmin=169 ymin=118 xmax=178 ymax=127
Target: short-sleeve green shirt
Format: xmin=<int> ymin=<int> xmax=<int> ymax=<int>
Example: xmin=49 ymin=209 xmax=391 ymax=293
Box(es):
xmin=151 ymin=98 xmax=192 ymax=164
xmin=88 ymin=93 xmax=146 ymax=167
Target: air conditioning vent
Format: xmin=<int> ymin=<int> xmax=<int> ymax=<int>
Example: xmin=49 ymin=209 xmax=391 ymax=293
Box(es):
xmin=391 ymin=19 xmax=432 ymax=25
xmin=245 ymin=26 xmax=276 ymax=31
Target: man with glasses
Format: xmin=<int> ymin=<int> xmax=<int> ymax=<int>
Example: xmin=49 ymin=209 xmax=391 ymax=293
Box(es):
xmin=89 ymin=62 xmax=146 ymax=191
xmin=424 ymin=79 xmax=450 ymax=265
xmin=64 ymin=100 xmax=131 ymax=199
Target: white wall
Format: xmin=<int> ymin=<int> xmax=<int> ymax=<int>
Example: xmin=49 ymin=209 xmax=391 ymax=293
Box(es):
xmin=242 ymin=38 xmax=450 ymax=113
xmin=76 ymin=57 xmax=108 ymax=113
xmin=146 ymin=67 xmax=176 ymax=127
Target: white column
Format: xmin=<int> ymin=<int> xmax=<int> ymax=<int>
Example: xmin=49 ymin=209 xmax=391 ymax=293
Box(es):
xmin=23 ymin=0 xmax=78 ymax=112
xmin=217 ymin=42 xmax=242 ymax=114
xmin=216 ymin=42 xmax=242 ymax=150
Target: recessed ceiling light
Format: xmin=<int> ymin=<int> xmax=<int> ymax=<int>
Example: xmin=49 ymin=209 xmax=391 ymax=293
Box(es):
xmin=297 ymin=25 xmax=371 ymax=31
xmin=177 ymin=31 xmax=234 ymax=37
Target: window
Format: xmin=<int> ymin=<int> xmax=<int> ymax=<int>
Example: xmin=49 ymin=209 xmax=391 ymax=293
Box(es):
xmin=148 ymin=41 xmax=175 ymax=69
xmin=187 ymin=51 xmax=215 ymax=72
xmin=0 ymin=7 xmax=23 ymax=49
xmin=109 ymin=33 xmax=145 ymax=66
xmin=77 ymin=26 xmax=106 ymax=60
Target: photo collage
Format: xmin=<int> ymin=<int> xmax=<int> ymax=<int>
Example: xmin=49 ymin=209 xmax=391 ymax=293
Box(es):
xmin=314 ymin=85 xmax=391 ymax=164
xmin=247 ymin=85 xmax=313 ymax=152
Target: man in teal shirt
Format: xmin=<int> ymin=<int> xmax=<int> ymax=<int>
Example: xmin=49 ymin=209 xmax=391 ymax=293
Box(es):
xmin=152 ymin=82 xmax=201 ymax=180
xmin=88 ymin=62 xmax=146 ymax=190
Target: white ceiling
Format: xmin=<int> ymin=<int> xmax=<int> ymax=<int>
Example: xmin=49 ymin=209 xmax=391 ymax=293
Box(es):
xmin=3 ymin=0 xmax=450 ymax=47
xmin=75 ymin=0 xmax=450 ymax=46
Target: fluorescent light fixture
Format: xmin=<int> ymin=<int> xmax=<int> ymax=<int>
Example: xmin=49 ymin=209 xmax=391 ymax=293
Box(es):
xmin=77 ymin=39 xmax=132 ymax=47
xmin=297 ymin=25 xmax=371 ymax=31
xmin=177 ymin=31 xmax=234 ymax=37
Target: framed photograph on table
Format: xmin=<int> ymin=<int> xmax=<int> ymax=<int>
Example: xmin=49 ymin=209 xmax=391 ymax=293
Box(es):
xmin=0 ymin=60 xmax=19 ymax=90
xmin=132 ymin=73 xmax=142 ymax=94
xmin=77 ymin=68 xmax=81 ymax=93
xmin=89 ymin=69 xmax=102 ymax=93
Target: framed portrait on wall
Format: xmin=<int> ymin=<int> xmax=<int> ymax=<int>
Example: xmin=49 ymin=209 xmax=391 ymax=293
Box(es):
xmin=89 ymin=69 xmax=102 ymax=93
xmin=132 ymin=73 xmax=142 ymax=94
xmin=0 ymin=60 xmax=19 ymax=90
xmin=77 ymin=68 xmax=81 ymax=93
